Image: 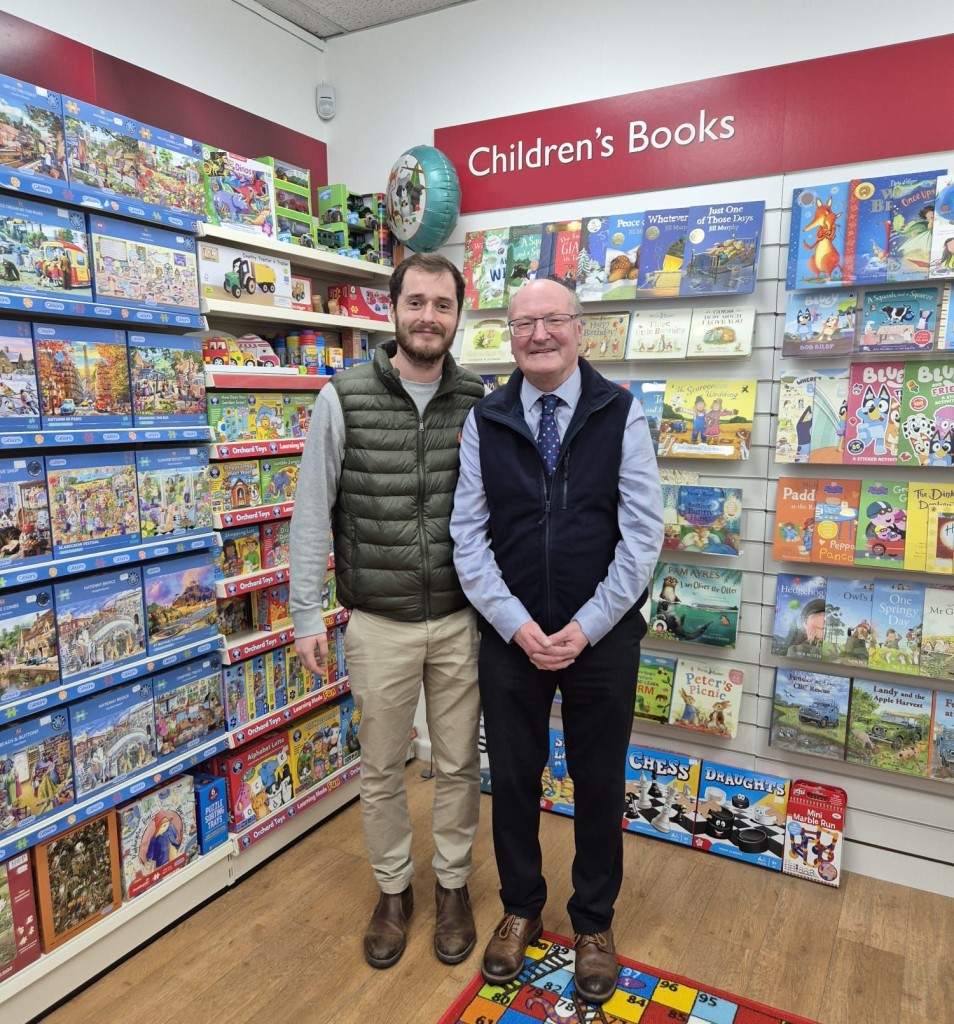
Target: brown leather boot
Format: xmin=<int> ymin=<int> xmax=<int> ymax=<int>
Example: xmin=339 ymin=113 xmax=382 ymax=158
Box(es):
xmin=481 ymin=913 xmax=543 ymax=984
xmin=573 ymin=930 xmax=619 ymax=1005
xmin=363 ymin=886 xmax=413 ymax=969
xmin=435 ymin=881 xmax=477 ymax=964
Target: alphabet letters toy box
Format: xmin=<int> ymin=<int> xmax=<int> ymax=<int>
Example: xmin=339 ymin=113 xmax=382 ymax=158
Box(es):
xmin=128 ymin=331 xmax=206 ymax=427
xmin=211 ymin=732 xmax=293 ymax=831
xmin=202 ymin=146 xmax=276 ymax=238
xmin=623 ymin=744 xmax=701 ymax=847
xmin=33 ymin=323 xmax=132 ymax=429
xmin=0 ymin=708 xmax=74 ymax=836
xmin=143 ymin=551 xmax=218 ymax=657
xmin=189 ymin=771 xmax=228 ymax=855
xmin=0 ymin=585 xmax=59 ymax=706
xmin=0 ymin=851 xmax=41 ymax=983
xmin=208 ymin=459 xmax=261 ymax=515
xmin=197 ymin=238 xmax=291 ymax=307
xmin=0 ymin=455 xmax=51 ymax=570
xmin=0 ymin=194 xmax=91 ymax=302
xmin=69 ymin=680 xmax=157 ymax=801
xmin=782 ymin=779 xmax=847 ymax=887
xmin=692 ymin=761 xmax=791 ymax=871
xmin=136 ymin=446 xmax=212 ymax=540
xmin=117 ymin=773 xmax=197 ymax=901
xmin=0 ymin=72 xmax=68 ymax=194
xmin=153 ymin=653 xmax=225 ymax=758
xmin=89 ymin=214 xmax=200 ymax=314
xmin=0 ymin=321 xmax=41 ymax=433
xmin=327 ymin=283 xmax=391 ymax=322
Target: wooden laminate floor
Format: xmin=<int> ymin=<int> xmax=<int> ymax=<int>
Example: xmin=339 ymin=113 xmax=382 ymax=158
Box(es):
xmin=38 ymin=763 xmax=954 ymax=1024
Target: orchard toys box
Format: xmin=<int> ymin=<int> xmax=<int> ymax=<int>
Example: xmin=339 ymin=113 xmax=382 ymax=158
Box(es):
xmin=0 ymin=851 xmax=42 ymax=983
xmin=622 ymin=743 xmax=701 ymax=848
xmin=208 ymin=459 xmax=261 ymax=515
xmin=216 ymin=523 xmax=262 ymax=580
xmin=259 ymin=455 xmax=300 ymax=506
xmin=0 ymin=585 xmax=59 ymax=706
xmin=207 ymin=391 xmax=255 ymax=443
xmin=189 ymin=771 xmax=229 ymax=855
xmin=265 ymin=646 xmax=288 ymax=712
xmin=0 ymin=709 xmax=74 ymax=836
xmin=326 ymin=282 xmax=391 ymax=322
xmin=197 ymin=237 xmax=291 ymax=308
xmin=201 ymin=146 xmax=276 ymax=238
xmin=282 ymin=392 xmax=315 ymax=439
xmin=260 ymin=520 xmax=290 ymax=570
xmin=117 ymin=773 xmax=198 ymax=901
xmin=222 ymin=660 xmax=252 ymax=732
xmin=153 ymin=653 xmax=226 ymax=758
xmin=286 ymin=705 xmax=335 ymax=793
xmin=211 ymin=732 xmax=293 ymax=831
xmin=251 ymin=583 xmax=292 ymax=633
xmin=0 ymin=71 xmax=68 ymax=194
xmin=782 ymin=780 xmax=847 ymax=887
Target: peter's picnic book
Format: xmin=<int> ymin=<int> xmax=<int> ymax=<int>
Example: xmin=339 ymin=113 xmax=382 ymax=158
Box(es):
xmin=667 ymin=656 xmax=744 ymax=738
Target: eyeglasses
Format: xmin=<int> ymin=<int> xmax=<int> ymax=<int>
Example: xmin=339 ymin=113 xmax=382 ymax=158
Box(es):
xmin=507 ymin=313 xmax=580 ymax=338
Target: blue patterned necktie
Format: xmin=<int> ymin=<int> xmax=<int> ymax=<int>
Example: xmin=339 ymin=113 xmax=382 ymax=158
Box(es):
xmin=537 ymin=393 xmax=561 ymax=474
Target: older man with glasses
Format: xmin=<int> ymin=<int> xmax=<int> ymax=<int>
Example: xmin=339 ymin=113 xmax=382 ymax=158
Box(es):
xmin=450 ymin=277 xmax=664 ymax=1005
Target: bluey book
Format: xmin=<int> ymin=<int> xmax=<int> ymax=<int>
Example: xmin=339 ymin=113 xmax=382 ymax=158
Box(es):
xmin=585 ymin=212 xmax=643 ymax=302
xmin=773 ymin=478 xmax=817 ymax=563
xmin=537 ymin=220 xmax=581 ymax=288
xmin=460 ymin=317 xmax=512 ymax=364
xmin=578 ymin=312 xmax=629 ymax=361
xmin=623 ymin=308 xmax=691 ymax=360
xmin=777 ymin=372 xmax=820 ymax=464
xmin=648 ymin=561 xmax=741 ymax=649
xmin=821 ymin=576 xmax=874 ymax=668
xmin=679 ymin=200 xmax=763 ymax=297
xmin=854 ymin=479 xmax=908 ymax=569
xmin=128 ymin=331 xmax=206 ymax=427
xmin=846 ymin=677 xmax=932 ymax=776
xmin=634 ymin=652 xmax=676 ymax=724
xmin=636 ymin=207 xmax=688 ymax=299
xmin=856 ymin=287 xmax=939 ymax=354
xmin=904 ymin=483 xmax=954 ymax=572
xmin=0 ymin=321 xmax=40 ymax=432
xmin=659 ymin=379 xmax=756 ymax=461
xmin=868 ymin=579 xmax=925 ymax=676
xmin=771 ymin=573 xmax=828 ymax=660
xmin=920 ymin=585 xmax=954 ymax=682
xmin=782 ymin=291 xmax=857 ymax=357
xmin=896 ymin=361 xmax=954 ymax=468
xmin=929 ymin=690 xmax=954 ymax=781
xmin=770 ymin=667 xmax=851 ymax=760
xmin=461 ymin=229 xmax=485 ymax=310
xmin=810 ymin=478 xmax=861 ymax=567
xmin=842 ymin=360 xmax=903 ymax=466
xmin=624 ymin=380 xmax=666 ymax=454
xmin=668 ymin=656 xmax=744 ymax=738
xmin=786 ymin=181 xmax=850 ymax=289
xmin=809 ymin=368 xmax=851 ymax=465
xmin=668 ymin=485 xmax=743 ymax=557
xmin=504 ymin=223 xmax=543 ymax=296
xmin=929 ymin=175 xmax=954 ymax=279
xmin=886 ymin=173 xmax=940 ymax=282
xmin=0 ymin=456 xmax=51 ymax=569
xmin=475 ymin=228 xmax=510 ymax=309
xmin=686 ymin=306 xmax=755 ymax=358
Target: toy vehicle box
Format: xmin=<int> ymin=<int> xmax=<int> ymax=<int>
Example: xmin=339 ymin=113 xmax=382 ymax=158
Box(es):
xmin=622 ymin=743 xmax=701 ymax=848
xmin=259 ymin=455 xmax=299 ymax=506
xmin=197 ymin=238 xmax=291 ymax=308
xmin=208 ymin=459 xmax=261 ymax=514
xmin=53 ymin=568 xmax=146 ymax=684
xmin=32 ymin=810 xmax=121 ymax=952
xmin=260 ymin=520 xmax=290 ymax=570
xmin=291 ymin=275 xmax=312 ymax=311
xmin=70 ymin=679 xmax=156 ymax=801
xmin=0 ymin=321 xmax=41 ymax=433
xmin=316 ymin=183 xmax=352 ymax=226
xmin=0 ymin=851 xmax=42 ymax=983
xmin=0 ymin=708 xmax=73 ymax=836
xmin=235 ymin=336 xmax=280 ymax=368
xmin=210 ymin=732 xmax=293 ymax=831
xmin=215 ymin=523 xmax=261 ymax=580
xmin=117 ymin=773 xmax=197 ymax=901
xmin=128 ymin=330 xmax=206 ymax=427
xmin=276 ymin=208 xmax=315 ymax=247
xmin=45 ymin=449 xmax=140 ymax=558
xmin=222 ymin=660 xmax=252 ymax=732
xmin=0 ymin=195 xmax=90 ymax=304
xmin=201 ymin=146 xmax=276 ymax=238
xmin=33 ymin=322 xmax=132 ymax=429
xmin=282 ymin=392 xmax=315 ymax=439
xmin=0 ymin=585 xmax=58 ymax=706
xmin=89 ymin=214 xmax=200 ymax=314
xmin=153 ymin=652 xmax=225 ymax=758
xmin=326 ymin=282 xmax=391 ymax=322
xmin=782 ymin=779 xmax=847 ymax=887
xmin=189 ymin=771 xmax=229 ymax=855
xmin=251 ymin=583 xmax=292 ymax=633
xmin=136 ymin=446 xmax=211 ymax=540
xmin=255 ymin=156 xmax=311 ymax=201
xmin=202 ymin=332 xmax=245 ymax=367
xmin=0 ymin=72 xmax=67 ymax=194
xmin=691 ymin=761 xmax=791 ymax=871
xmin=143 ymin=551 xmax=217 ymax=657
xmin=340 ymin=326 xmax=370 ymax=362
xmin=0 ymin=455 xmax=51 ymax=570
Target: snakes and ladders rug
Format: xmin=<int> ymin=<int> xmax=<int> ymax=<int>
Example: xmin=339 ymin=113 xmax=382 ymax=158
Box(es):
xmin=438 ymin=931 xmax=820 ymax=1024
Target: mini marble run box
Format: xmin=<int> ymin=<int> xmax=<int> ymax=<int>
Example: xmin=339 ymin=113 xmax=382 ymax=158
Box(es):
xmin=782 ymin=779 xmax=847 ymax=887
xmin=211 ymin=731 xmax=293 ymax=831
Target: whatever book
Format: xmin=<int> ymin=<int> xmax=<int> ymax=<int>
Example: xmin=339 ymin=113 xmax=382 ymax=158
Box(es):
xmin=773 ymin=478 xmax=817 ymax=563
xmin=636 ymin=207 xmax=688 ymax=298
xmin=668 ymin=656 xmax=744 ymax=738
xmin=770 ymin=667 xmax=850 ymax=760
xmin=679 ymin=200 xmax=763 ymax=297
xmin=867 ymin=578 xmax=925 ymax=676
xmin=659 ymin=379 xmax=756 ymax=461
xmin=686 ymin=306 xmax=755 ymax=358
xmin=842 ymin=360 xmax=903 ymax=466
xmin=821 ymin=576 xmax=873 ymax=668
xmin=648 ymin=561 xmax=742 ymax=649
xmin=782 ymin=291 xmax=857 ymax=357
xmin=771 ymin=573 xmax=828 ymax=660
xmin=846 ymin=677 xmax=932 ymax=777
xmin=623 ymin=308 xmax=691 ymax=360
xmin=635 ymin=652 xmax=676 ymax=724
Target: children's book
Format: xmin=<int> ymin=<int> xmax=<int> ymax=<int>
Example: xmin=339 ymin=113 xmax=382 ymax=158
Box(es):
xmin=459 ymin=316 xmax=512 ymax=364
xmin=127 ymin=331 xmax=206 ymax=427
xmin=809 ymin=369 xmax=851 ymax=465
xmin=579 ymin=212 xmax=643 ymax=302
xmin=143 ymin=551 xmax=217 ymax=657
xmin=624 ymin=380 xmax=666 ymax=455
xmin=636 ymin=208 xmax=688 ymax=298
xmin=773 ymin=478 xmax=817 ymax=563
xmin=33 ymin=323 xmax=132 ymax=430
xmin=0 ymin=711 xmax=73 ymax=836
xmin=919 ymin=585 xmax=954 ymax=682
xmin=771 ymin=573 xmax=828 ymax=660
xmin=686 ymin=306 xmax=755 ymax=358
xmin=846 ymin=677 xmax=932 ymax=776
xmin=54 ymin=568 xmax=146 ymax=683
xmin=504 ymin=223 xmax=543 ymax=296
xmin=46 ymin=450 xmax=140 ymax=558
xmin=461 ymin=230 xmax=484 ymax=310
xmin=770 ymin=667 xmax=850 ymax=760
xmin=679 ymin=201 xmax=763 ymax=297
xmin=537 ymin=220 xmax=582 ymax=288
xmin=821 ymin=576 xmax=873 ymax=668
xmin=648 ymin=561 xmax=742 ymax=649
xmin=928 ymin=503 xmax=954 ymax=574
xmin=0 ymin=586 xmax=58 ymax=705
xmin=0 ymin=456 xmax=51 ymax=569
xmin=0 ymin=321 xmax=40 ymax=432
xmin=856 ymin=287 xmax=939 ymax=354
xmin=886 ymin=173 xmax=939 ymax=282
xmin=810 ymin=477 xmax=861 ymax=567
xmin=842 ymin=360 xmax=903 ymax=465
xmin=623 ymin=309 xmax=691 ymax=360
xmin=896 ymin=360 xmax=954 ymax=468
xmin=668 ymin=656 xmax=744 ymax=738
xmin=575 ymin=215 xmax=611 ymax=302
xmin=578 ymin=312 xmax=629 ymax=361
xmin=540 ymin=729 xmax=574 ymax=817
xmin=929 ymin=690 xmax=954 ymax=781
xmin=904 ymin=483 xmax=954 ymax=572
xmin=659 ymin=379 xmax=756 ymax=461
xmin=623 ymin=744 xmax=701 ymax=848
xmin=842 ymin=174 xmax=895 ymax=287
xmin=475 ymin=228 xmax=510 ymax=309
xmin=930 ymin=175 xmax=954 ymax=279
xmin=786 ymin=181 xmax=849 ymax=289
xmin=776 ymin=372 xmax=820 ymax=464
xmin=867 ymin=578 xmax=925 ymax=676
xmin=782 ymin=291 xmax=857 ymax=357
xmin=854 ymin=479 xmax=908 ymax=569
xmin=153 ymin=653 xmax=225 ymax=758
xmin=662 ymin=484 xmax=743 ymax=557
xmin=136 ymin=446 xmax=211 ymax=541
xmin=634 ymin=652 xmax=676 ymax=724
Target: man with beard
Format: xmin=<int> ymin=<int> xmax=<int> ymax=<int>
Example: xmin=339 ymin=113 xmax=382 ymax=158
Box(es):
xmin=290 ymin=253 xmax=485 ymax=971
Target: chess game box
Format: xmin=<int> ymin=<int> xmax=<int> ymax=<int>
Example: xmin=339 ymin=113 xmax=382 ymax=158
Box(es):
xmin=622 ymin=744 xmax=701 ymax=848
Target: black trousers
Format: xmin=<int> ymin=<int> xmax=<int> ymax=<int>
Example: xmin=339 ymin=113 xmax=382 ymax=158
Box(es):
xmin=479 ymin=612 xmax=640 ymax=935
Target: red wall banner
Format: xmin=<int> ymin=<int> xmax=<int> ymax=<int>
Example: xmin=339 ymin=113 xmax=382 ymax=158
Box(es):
xmin=435 ymin=35 xmax=954 ymax=214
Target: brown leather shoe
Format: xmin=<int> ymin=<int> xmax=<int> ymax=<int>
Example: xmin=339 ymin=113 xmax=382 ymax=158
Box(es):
xmin=364 ymin=886 xmax=413 ymax=969
xmin=435 ymin=882 xmax=477 ymax=964
xmin=573 ymin=930 xmax=619 ymax=1005
xmin=481 ymin=913 xmax=543 ymax=984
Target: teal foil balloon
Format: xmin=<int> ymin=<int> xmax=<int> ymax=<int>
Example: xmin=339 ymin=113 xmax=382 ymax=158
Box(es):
xmin=385 ymin=146 xmax=461 ymax=252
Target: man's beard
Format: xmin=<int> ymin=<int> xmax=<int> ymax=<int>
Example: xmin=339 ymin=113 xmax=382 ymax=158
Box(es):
xmin=394 ymin=319 xmax=454 ymax=368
